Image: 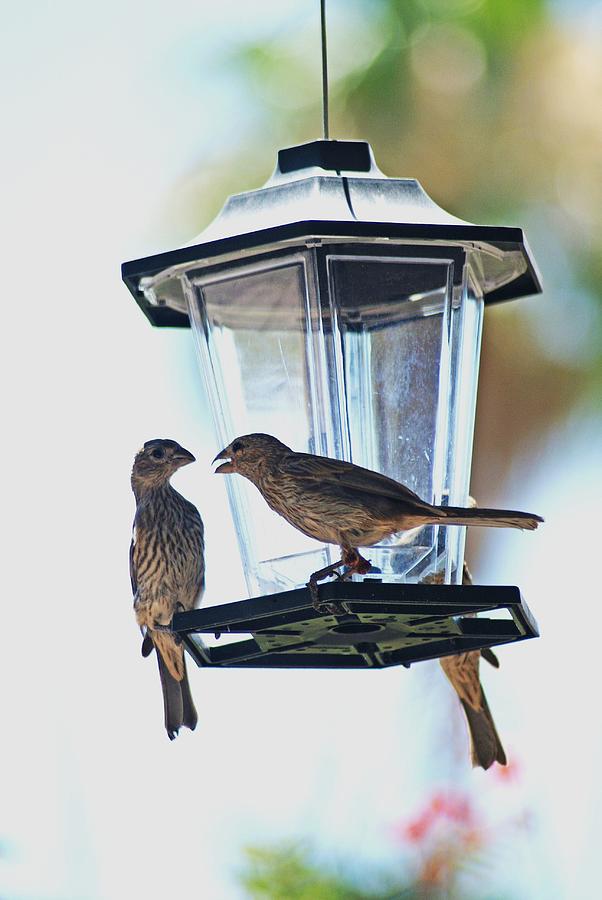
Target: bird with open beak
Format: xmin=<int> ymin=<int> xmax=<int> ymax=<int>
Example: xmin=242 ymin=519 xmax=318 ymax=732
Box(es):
xmin=213 ymin=433 xmax=543 ymax=608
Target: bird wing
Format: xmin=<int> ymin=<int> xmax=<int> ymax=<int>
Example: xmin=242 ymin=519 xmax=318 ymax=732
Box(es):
xmin=129 ymin=533 xmax=138 ymax=597
xmin=281 ymin=452 xmax=432 ymax=508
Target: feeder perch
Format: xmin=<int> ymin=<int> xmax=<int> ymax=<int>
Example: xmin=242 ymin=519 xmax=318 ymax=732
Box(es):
xmin=175 ymin=581 xmax=538 ymax=669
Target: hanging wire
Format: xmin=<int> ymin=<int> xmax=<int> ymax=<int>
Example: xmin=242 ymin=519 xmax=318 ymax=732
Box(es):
xmin=320 ymin=0 xmax=329 ymax=139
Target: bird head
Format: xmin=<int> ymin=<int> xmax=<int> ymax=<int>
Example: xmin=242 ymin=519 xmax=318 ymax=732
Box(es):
xmin=213 ymin=433 xmax=290 ymax=478
xmin=132 ymin=439 xmax=196 ymax=488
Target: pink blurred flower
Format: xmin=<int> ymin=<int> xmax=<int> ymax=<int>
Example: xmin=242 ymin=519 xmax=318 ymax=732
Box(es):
xmin=391 ymin=774 xmax=532 ymax=892
xmin=393 ymin=789 xmax=480 ymax=848
xmin=394 ymin=808 xmax=436 ymax=844
xmin=429 ymin=790 xmax=476 ymax=825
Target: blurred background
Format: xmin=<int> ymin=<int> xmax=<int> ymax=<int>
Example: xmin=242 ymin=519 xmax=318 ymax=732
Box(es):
xmin=1 ymin=0 xmax=601 ymax=897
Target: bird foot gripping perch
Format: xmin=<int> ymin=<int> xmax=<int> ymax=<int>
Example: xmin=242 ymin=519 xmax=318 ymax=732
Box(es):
xmin=150 ymin=621 xmax=184 ymax=645
xmin=307 ymin=549 xmax=372 ymax=615
xmin=307 ymin=560 xmax=346 ymax=614
xmin=150 ymin=600 xmax=188 ymax=640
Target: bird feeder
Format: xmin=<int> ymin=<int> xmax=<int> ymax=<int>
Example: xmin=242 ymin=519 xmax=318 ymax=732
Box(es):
xmin=122 ymin=139 xmax=541 ymax=668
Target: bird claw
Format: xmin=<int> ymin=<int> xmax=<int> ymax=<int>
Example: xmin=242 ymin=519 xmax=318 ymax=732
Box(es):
xmin=312 ymin=599 xmax=346 ymax=616
xmin=307 ymin=553 xmax=363 ymax=615
xmin=151 ymin=622 xmax=182 ymax=644
xmin=309 ymin=582 xmax=325 ymax=614
xmin=308 ymin=581 xmax=329 ymax=615
xmin=308 ymin=577 xmax=347 ymax=616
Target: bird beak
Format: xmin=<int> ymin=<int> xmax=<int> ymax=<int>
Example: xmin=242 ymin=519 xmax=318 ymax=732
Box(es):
xmin=212 ymin=447 xmax=234 ymax=474
xmin=173 ymin=446 xmax=196 ymax=465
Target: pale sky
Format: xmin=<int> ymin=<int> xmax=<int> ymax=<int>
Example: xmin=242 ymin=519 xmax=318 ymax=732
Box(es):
xmin=1 ymin=2 xmax=600 ymax=898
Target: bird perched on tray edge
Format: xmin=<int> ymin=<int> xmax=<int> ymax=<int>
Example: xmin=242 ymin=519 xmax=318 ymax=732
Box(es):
xmin=439 ymin=563 xmax=506 ymax=770
xmin=130 ymin=439 xmax=205 ymax=739
xmin=213 ymin=433 xmax=543 ymax=607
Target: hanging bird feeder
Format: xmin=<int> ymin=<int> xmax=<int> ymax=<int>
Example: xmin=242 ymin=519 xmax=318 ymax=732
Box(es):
xmin=121 ymin=9 xmax=542 ymax=669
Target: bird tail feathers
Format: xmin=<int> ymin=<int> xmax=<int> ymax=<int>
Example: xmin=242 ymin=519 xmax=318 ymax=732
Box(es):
xmin=155 ymin=645 xmax=198 ymax=740
xmin=461 ymin=693 xmax=507 ymax=770
xmin=437 ymin=506 xmax=543 ymax=530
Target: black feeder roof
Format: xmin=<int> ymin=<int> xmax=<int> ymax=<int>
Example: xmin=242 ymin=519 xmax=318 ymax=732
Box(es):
xmin=174 ymin=580 xmax=538 ymax=670
xmin=122 ymin=139 xmax=543 ymax=328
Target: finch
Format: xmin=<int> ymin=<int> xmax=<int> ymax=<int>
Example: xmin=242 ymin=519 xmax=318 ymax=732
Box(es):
xmin=213 ymin=433 xmax=543 ymax=598
xmin=130 ymin=439 xmax=204 ymax=739
xmin=438 ymin=564 xmax=506 ymax=770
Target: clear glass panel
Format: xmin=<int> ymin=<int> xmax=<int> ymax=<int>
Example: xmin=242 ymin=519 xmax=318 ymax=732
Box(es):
xmin=184 ymin=255 xmax=335 ymax=596
xmin=443 ymin=273 xmax=484 ymax=582
xmin=326 ymin=254 xmax=474 ymax=585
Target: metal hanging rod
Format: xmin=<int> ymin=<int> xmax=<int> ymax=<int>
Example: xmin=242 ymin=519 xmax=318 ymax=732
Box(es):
xmin=320 ymin=0 xmax=329 ymax=139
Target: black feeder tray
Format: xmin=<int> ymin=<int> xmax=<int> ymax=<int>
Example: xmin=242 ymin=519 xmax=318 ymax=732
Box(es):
xmin=173 ymin=581 xmax=539 ymax=670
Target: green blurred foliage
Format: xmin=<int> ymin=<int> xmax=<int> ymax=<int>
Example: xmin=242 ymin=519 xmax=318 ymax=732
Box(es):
xmin=236 ymin=839 xmax=498 ymax=900
xmin=239 ymin=843 xmax=383 ymax=899
xmin=239 ymin=842 xmax=420 ymax=899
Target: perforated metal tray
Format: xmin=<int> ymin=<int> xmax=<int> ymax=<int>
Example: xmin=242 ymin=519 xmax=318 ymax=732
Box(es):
xmin=173 ymin=581 xmax=539 ymax=669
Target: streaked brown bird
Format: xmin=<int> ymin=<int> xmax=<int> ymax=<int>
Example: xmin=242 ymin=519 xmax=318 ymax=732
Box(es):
xmin=438 ymin=564 xmax=506 ymax=770
xmin=130 ymin=439 xmax=205 ymax=740
xmin=213 ymin=433 xmax=543 ymax=605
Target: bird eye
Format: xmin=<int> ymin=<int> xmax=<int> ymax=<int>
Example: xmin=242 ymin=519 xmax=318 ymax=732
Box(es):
xmin=231 ymin=441 xmax=244 ymax=453
xmin=151 ymin=447 xmax=165 ymax=460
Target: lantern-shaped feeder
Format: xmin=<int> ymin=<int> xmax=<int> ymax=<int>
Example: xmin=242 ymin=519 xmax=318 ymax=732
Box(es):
xmin=122 ymin=139 xmax=541 ymax=668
